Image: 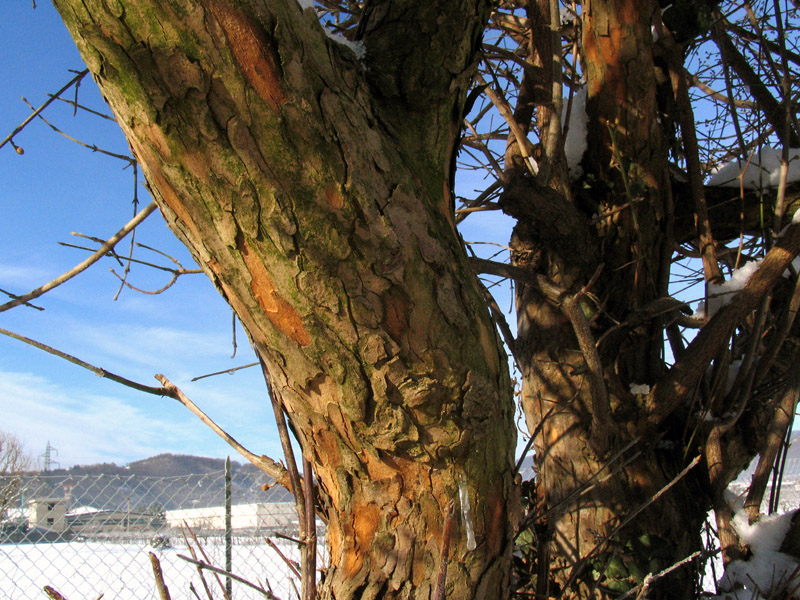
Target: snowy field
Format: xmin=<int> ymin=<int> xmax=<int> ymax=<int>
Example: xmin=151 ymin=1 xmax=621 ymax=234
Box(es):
xmin=0 ymin=538 xmax=304 ymax=600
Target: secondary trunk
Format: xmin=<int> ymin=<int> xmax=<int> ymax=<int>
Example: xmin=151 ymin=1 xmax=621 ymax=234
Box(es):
xmin=509 ymin=1 xmax=707 ymax=596
xmin=52 ymin=1 xmax=517 ymax=598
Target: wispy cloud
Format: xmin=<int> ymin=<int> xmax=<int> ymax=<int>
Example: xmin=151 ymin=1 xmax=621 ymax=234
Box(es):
xmin=0 ymin=366 xmax=282 ymax=469
xmin=33 ymin=317 xmax=248 ymax=385
xmin=0 ymin=261 xmax=57 ymax=291
xmin=0 ymin=370 xmax=211 ymax=467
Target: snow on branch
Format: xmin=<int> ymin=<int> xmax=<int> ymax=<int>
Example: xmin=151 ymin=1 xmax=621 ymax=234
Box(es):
xmin=713 ymin=509 xmax=800 ymax=599
xmin=707 ymin=147 xmax=800 ymax=189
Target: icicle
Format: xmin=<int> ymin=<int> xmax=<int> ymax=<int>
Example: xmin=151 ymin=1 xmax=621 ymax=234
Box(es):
xmin=457 ymin=474 xmax=477 ymax=551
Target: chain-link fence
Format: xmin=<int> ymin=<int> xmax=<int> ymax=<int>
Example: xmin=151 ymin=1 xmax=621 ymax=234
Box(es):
xmin=0 ymin=465 xmax=322 ymax=599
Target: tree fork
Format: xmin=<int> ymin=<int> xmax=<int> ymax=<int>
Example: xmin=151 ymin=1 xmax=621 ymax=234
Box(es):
xmin=52 ymin=0 xmax=517 ymax=598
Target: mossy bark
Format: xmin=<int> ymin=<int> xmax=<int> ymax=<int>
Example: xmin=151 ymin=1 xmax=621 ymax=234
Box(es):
xmin=52 ymin=1 xmax=516 ymax=598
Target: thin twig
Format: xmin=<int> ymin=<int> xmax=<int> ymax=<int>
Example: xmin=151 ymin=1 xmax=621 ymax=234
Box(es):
xmin=615 ymin=551 xmax=702 ymax=600
xmin=520 ymin=438 xmax=641 ymax=532
xmin=0 ymin=69 xmax=89 ymax=152
xmin=180 ymin=526 xmax=214 ymax=600
xmin=191 ymin=362 xmax=259 ymax=382
xmin=0 ymin=201 xmax=158 ymax=314
xmin=0 ymin=326 xmax=170 ymax=397
xmin=302 ymin=455 xmax=317 ymax=600
xmin=155 ymin=374 xmax=290 ymax=488
xmin=113 ymin=164 xmax=140 ymax=301
xmin=566 ymin=456 xmax=702 ymax=592
xmin=610 ymin=455 xmax=701 ymax=540
xmin=0 ymin=323 xmax=289 ymax=490
xmin=188 ymin=583 xmax=203 ymax=600
xmin=60 ymin=238 xmax=201 ymax=294
xmin=21 ymin=96 xmax=135 ymax=165
xmin=43 ymin=586 xmax=70 ymax=600
xmin=259 ymin=357 xmax=307 ymax=566
xmin=514 ymin=406 xmax=555 ymax=475
xmin=183 ymin=524 xmax=231 ymax=600
xmin=0 ymin=287 xmax=44 ymax=311
xmin=230 ymin=311 xmax=238 ymax=359
xmin=273 ymin=532 xmax=304 ymax=545
xmin=50 ymin=95 xmax=117 ymax=121
xmin=149 ymin=552 xmax=172 ymax=600
xmin=266 ymin=537 xmax=302 ymax=580
xmin=177 ymin=554 xmax=281 ymax=600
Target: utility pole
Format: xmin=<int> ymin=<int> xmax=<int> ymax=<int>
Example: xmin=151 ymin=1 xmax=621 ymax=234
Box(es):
xmin=39 ymin=441 xmax=59 ymax=472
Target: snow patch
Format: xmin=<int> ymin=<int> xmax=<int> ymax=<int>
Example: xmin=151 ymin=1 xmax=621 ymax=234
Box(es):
xmin=706 ymin=147 xmax=800 ymax=189
xmin=562 ymin=88 xmax=587 ymax=179
xmin=733 ymin=509 xmax=793 ymax=554
xmin=696 ymin=261 xmax=760 ymax=319
xmin=717 ymin=510 xmax=799 ymax=597
xmin=296 ymin=0 xmax=315 ymax=9
xmin=629 ymin=383 xmax=651 ymax=395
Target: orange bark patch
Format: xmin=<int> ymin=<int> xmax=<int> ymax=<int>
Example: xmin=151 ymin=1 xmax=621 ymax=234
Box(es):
xmin=327 ymin=517 xmax=344 ymax=572
xmin=312 ymin=426 xmax=343 ymax=471
xmin=237 ymin=236 xmax=310 ymax=346
xmin=325 ymin=184 xmax=344 ymax=209
xmin=208 ymin=1 xmax=286 ymax=110
xmin=344 ymin=502 xmax=380 ymax=578
xmin=361 ymin=450 xmax=399 ymax=482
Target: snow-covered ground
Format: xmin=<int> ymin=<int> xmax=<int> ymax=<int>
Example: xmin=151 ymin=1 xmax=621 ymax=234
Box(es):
xmin=0 ymin=538 xmax=305 ymax=600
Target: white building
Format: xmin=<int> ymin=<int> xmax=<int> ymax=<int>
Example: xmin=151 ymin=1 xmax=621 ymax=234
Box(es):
xmin=27 ymin=498 xmax=67 ymax=533
xmin=165 ymin=502 xmax=296 ymax=531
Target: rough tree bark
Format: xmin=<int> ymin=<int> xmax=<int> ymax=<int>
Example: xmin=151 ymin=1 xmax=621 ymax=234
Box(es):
xmin=52 ymin=1 xmax=516 ymax=599
xmin=506 ymin=2 xmax=707 ymax=596
xmin=50 ymin=0 xmax=800 ymax=599
xmin=505 ymin=1 xmax=800 ymax=597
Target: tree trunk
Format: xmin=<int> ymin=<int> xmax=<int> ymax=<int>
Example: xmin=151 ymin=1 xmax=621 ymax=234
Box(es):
xmin=509 ymin=1 xmax=708 ymax=596
xmin=52 ymin=1 xmax=517 ymax=598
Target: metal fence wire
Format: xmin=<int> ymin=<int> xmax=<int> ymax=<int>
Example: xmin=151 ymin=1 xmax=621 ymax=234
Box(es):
xmin=0 ymin=465 xmax=322 ymax=600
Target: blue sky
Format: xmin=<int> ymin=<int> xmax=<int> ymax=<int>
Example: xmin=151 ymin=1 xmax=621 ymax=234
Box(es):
xmin=0 ymin=3 xmax=281 ymax=467
xmin=0 ymin=3 xmax=518 ymax=468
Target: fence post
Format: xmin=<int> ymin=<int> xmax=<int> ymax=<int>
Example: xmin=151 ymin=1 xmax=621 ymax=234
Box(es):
xmin=225 ymin=456 xmax=232 ymax=598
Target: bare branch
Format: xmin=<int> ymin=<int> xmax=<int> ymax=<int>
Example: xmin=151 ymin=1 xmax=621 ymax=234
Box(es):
xmin=470 ymin=256 xmax=611 ymax=438
xmin=0 ymin=287 xmax=44 ymax=311
xmin=0 ymin=69 xmax=89 ymax=153
xmin=0 ymin=325 xmax=171 ymax=397
xmin=191 ymin=362 xmax=259 ymax=382
xmin=155 ymin=374 xmax=291 ymax=489
xmin=0 ymin=201 xmax=158 ymax=313
xmin=21 ymin=95 xmax=135 ymax=164
xmin=149 ymin=552 xmax=173 ymax=600
xmin=647 ymin=222 xmax=800 ymax=427
xmin=176 ymin=554 xmax=280 ymax=600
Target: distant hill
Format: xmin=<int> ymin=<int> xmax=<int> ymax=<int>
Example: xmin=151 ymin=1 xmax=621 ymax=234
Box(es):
xmin=128 ymin=453 xmax=231 ymax=476
xmin=14 ymin=453 xmax=292 ymax=512
xmin=39 ymin=453 xmax=236 ymax=478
